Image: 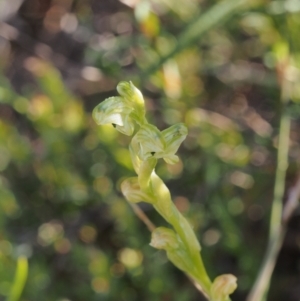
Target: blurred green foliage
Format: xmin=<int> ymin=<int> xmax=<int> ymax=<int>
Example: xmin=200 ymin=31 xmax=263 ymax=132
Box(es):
xmin=0 ymin=0 xmax=300 ymax=301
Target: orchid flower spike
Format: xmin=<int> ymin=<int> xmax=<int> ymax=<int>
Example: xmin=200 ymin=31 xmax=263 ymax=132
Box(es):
xmin=132 ymin=123 xmax=188 ymax=164
xmin=93 ymin=81 xmax=145 ymax=136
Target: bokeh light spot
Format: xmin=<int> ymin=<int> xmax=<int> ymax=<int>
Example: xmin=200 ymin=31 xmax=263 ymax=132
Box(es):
xmin=230 ymin=171 xmax=254 ymax=189
xmin=118 ymin=248 xmax=143 ymax=269
xmin=79 ymin=225 xmax=97 ymax=244
xmin=227 ymin=198 xmax=244 ymax=215
xmin=0 ymin=240 xmax=12 ymax=255
xmin=174 ymin=196 xmax=190 ymax=213
xmin=90 ymin=163 xmax=106 ymax=177
xmin=93 ymin=176 xmax=112 ymax=196
xmin=110 ymin=263 xmax=125 ymax=278
xmin=91 ymin=277 xmax=109 ymax=293
xmin=149 ymin=277 xmax=164 ymax=293
xmin=38 ymin=221 xmax=64 ymax=246
xmin=54 ymin=238 xmax=71 ymax=254
xmin=203 ymin=229 xmax=221 ymax=246
xmin=60 ymin=13 xmax=78 ymax=33
xmin=166 ymin=159 xmax=183 ymax=177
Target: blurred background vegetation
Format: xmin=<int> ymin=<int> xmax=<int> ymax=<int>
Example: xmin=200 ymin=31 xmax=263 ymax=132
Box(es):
xmin=0 ymin=0 xmax=300 ymax=300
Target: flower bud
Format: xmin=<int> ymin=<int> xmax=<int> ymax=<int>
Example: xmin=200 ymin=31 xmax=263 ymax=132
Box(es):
xmin=117 ymin=81 xmax=144 ymax=107
xmin=210 ymin=274 xmax=237 ymax=301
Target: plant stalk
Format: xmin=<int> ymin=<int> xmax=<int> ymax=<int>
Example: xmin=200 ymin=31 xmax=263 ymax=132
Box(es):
xmin=246 ymin=72 xmax=291 ymax=301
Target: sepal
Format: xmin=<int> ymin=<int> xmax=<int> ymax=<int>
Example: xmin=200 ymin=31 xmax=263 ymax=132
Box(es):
xmin=150 ymin=227 xmax=179 ymax=250
xmin=133 ymin=123 xmax=188 ymax=164
xmin=117 ymin=81 xmax=144 ymax=108
xmin=210 ymin=274 xmax=237 ymax=301
xmin=93 ymin=96 xmax=135 ymax=136
xmin=133 ymin=124 xmax=165 ymax=161
xmin=138 ymin=157 xmax=157 ymax=192
xmin=93 ymin=81 xmax=146 ymax=135
xmin=121 ymin=177 xmax=155 ymax=204
xmin=162 ymin=123 xmax=188 ymax=164
xmin=150 ymin=227 xmax=195 ymax=276
xmin=117 ymin=81 xmax=145 ymax=126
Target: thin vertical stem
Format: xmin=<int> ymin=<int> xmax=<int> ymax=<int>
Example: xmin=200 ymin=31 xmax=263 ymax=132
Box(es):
xmin=246 ymin=78 xmax=291 ymax=301
xmin=269 ymin=108 xmax=290 ymax=240
xmin=128 ymin=202 xmax=156 ymax=232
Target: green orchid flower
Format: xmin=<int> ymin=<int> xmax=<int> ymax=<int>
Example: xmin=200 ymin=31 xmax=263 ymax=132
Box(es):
xmin=150 ymin=227 xmax=211 ymax=296
xmin=121 ymin=177 xmax=155 ymax=204
xmin=132 ymin=123 xmax=188 ymax=164
xmin=150 ymin=227 xmax=198 ymax=279
xmin=210 ymin=274 xmax=237 ymax=301
xmin=150 ymin=227 xmax=180 ymax=250
xmin=92 ymin=81 xmax=145 ymax=136
xmin=93 ymin=96 xmax=135 ymax=135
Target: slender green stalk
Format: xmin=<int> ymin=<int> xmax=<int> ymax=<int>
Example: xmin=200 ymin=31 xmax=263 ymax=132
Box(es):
xmin=246 ymin=79 xmax=291 ymax=301
xmin=269 ymin=111 xmax=290 ymax=240
xmin=6 ymin=256 xmax=28 ymax=301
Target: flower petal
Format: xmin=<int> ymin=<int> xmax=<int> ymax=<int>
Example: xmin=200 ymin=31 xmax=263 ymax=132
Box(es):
xmin=163 ymin=154 xmax=179 ymax=165
xmin=162 ymin=123 xmax=188 ymax=156
xmin=150 ymin=227 xmax=196 ymax=278
xmin=150 ymin=227 xmax=179 ymax=250
xmin=93 ymin=97 xmax=127 ymax=125
xmin=121 ymin=177 xmax=155 ymax=204
xmin=117 ymin=81 xmax=146 ymax=126
xmin=210 ymin=274 xmax=237 ymax=301
xmin=117 ymin=81 xmax=144 ymax=107
xmin=133 ymin=124 xmax=165 ymax=161
xmin=115 ymin=113 xmax=135 ymax=136
xmin=93 ymin=97 xmax=135 ymax=136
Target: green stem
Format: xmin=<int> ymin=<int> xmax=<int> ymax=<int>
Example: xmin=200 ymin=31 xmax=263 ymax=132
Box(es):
xmin=269 ymin=112 xmax=290 ymax=240
xmin=6 ymin=257 xmax=28 ymax=301
xmin=154 ymin=199 xmax=212 ymax=295
xmin=246 ymin=83 xmax=291 ymax=301
xmin=171 ymin=205 xmax=212 ymax=291
xmin=192 ymin=254 xmax=213 ymax=294
xmin=247 ymin=230 xmax=285 ymax=301
xmin=137 ymin=150 xmax=210 ymax=289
